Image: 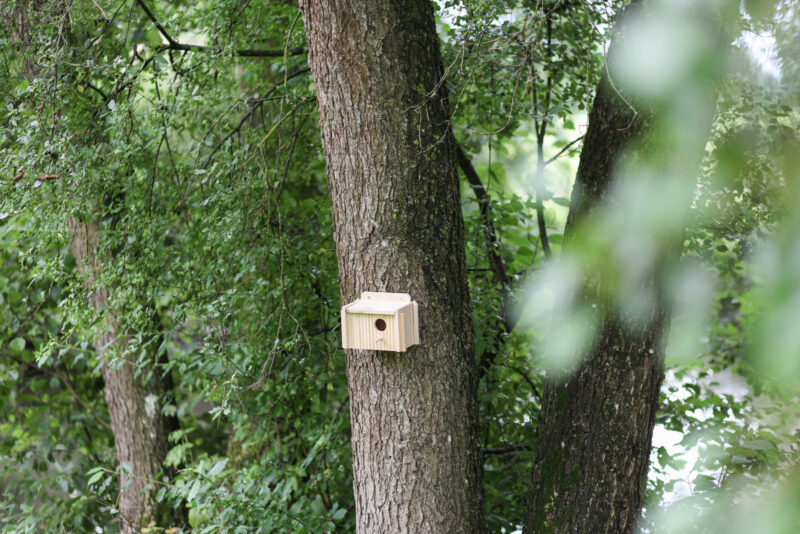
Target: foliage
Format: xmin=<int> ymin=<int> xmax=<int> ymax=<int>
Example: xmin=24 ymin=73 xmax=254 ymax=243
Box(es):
xmin=1 ymin=0 xmax=799 ymax=532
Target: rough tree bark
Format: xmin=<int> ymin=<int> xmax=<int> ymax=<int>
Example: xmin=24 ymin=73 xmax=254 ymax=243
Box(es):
xmin=301 ymin=1 xmax=485 ymax=532
xmin=524 ymin=3 xmax=712 ymax=533
xmin=4 ymin=4 xmax=180 ymax=532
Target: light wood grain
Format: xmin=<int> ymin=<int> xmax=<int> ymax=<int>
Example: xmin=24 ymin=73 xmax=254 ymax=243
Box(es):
xmin=341 ymin=293 xmax=419 ymax=352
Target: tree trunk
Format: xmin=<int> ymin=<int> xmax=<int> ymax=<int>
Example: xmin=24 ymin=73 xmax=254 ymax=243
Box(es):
xmin=7 ymin=4 xmax=181 ymax=532
xmin=6 ymin=7 xmax=181 ymax=534
xmin=69 ymin=220 xmax=179 ymax=533
xmin=301 ymin=1 xmax=485 ymax=532
xmin=525 ymin=4 xmax=668 ymax=533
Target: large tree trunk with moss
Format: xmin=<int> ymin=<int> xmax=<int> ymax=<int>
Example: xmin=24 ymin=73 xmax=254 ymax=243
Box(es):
xmin=301 ymin=1 xmax=485 ymax=532
xmin=69 ymin=220 xmax=179 ymax=533
xmin=524 ymin=4 xmax=667 ymax=533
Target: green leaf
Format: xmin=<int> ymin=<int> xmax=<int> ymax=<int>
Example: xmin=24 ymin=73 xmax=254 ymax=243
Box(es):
xmin=87 ymin=469 xmax=105 ymax=486
xmin=9 ymin=337 xmax=26 ymax=352
xmin=188 ymin=507 xmax=201 ymax=528
xmin=692 ymin=474 xmax=717 ymax=492
xmin=208 ymin=458 xmax=228 ymax=478
xmin=164 ymin=444 xmax=184 ymax=468
xmin=741 ymin=439 xmax=773 ymax=451
xmin=187 ymin=479 xmax=202 ymax=502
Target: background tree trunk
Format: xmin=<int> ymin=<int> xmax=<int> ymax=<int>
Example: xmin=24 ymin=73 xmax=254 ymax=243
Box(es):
xmin=4 ymin=5 xmax=180 ymax=531
xmin=525 ymin=4 xmax=667 ymax=533
xmin=69 ymin=220 xmax=179 ymax=533
xmin=301 ymin=1 xmax=485 ymax=532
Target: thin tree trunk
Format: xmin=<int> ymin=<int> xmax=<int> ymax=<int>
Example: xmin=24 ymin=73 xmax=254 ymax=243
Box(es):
xmin=301 ymin=1 xmax=485 ymax=532
xmin=69 ymin=220 xmax=179 ymax=533
xmin=4 ymin=4 xmax=180 ymax=531
xmin=524 ymin=3 xmax=672 ymax=533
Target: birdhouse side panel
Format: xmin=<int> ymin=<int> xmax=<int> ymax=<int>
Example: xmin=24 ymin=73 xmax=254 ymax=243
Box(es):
xmin=341 ymin=306 xmax=350 ymax=349
xmin=397 ymin=308 xmax=407 ymax=352
xmin=406 ymin=302 xmax=419 ymax=347
xmin=412 ymin=301 xmax=419 ymax=345
xmin=392 ymin=312 xmax=406 ymax=352
xmin=395 ymin=303 xmax=419 ymax=351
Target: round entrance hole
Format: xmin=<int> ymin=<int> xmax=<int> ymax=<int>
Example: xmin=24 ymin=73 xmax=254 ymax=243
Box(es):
xmin=374 ymin=318 xmax=387 ymax=331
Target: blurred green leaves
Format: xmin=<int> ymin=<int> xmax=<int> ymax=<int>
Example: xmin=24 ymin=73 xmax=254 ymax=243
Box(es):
xmin=1 ymin=0 xmax=799 ymax=532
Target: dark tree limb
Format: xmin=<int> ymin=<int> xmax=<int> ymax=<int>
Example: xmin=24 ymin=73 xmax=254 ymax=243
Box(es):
xmin=533 ymin=15 xmax=554 ymax=260
xmin=157 ymin=42 xmax=306 ymax=58
xmin=503 ymin=363 xmax=542 ymax=403
xmin=455 ymin=141 xmax=526 ymax=380
xmin=455 ymin=141 xmax=509 ymax=289
xmin=134 ymin=0 xmax=306 ymax=58
xmin=535 ymin=190 xmax=551 ymax=258
xmin=544 ymin=135 xmax=585 ymax=166
xmin=482 ymin=444 xmax=532 ymax=455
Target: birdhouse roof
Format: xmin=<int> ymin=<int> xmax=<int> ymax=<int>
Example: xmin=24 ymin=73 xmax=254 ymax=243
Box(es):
xmin=343 ymin=292 xmax=412 ymax=315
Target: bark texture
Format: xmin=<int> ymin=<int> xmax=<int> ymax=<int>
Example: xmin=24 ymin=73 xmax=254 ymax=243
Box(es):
xmin=301 ymin=1 xmax=485 ymax=532
xmin=525 ymin=4 xmax=666 ymax=533
xmin=69 ymin=220 xmax=178 ymax=533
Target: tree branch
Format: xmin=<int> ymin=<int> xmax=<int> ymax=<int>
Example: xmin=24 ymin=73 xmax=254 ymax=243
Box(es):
xmin=158 ymin=42 xmax=306 ymax=58
xmin=544 ymin=135 xmax=584 ymax=166
xmin=502 ymin=363 xmax=542 ymax=403
xmin=134 ymin=0 xmax=306 ymax=58
xmin=203 ymin=67 xmax=311 ymax=166
xmin=455 ymin=140 xmax=527 ymax=379
xmin=133 ymin=0 xmax=177 ymax=46
xmin=455 ymin=142 xmax=509 ymax=289
xmin=482 ymin=444 xmax=532 ymax=455
xmin=534 ymin=16 xmax=555 ymax=259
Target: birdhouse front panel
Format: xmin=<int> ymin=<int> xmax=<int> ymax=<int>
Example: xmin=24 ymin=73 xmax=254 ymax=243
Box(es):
xmin=341 ymin=292 xmax=419 ymax=352
xmin=343 ymin=312 xmax=398 ymax=351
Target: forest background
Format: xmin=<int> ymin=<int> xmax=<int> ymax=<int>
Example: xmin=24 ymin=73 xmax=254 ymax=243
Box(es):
xmin=1 ymin=0 xmax=799 ymax=532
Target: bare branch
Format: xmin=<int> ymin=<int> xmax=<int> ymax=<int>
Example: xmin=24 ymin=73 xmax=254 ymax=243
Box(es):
xmin=456 ymin=140 xmax=527 ymax=380
xmin=544 ymin=135 xmax=584 ymax=166
xmin=133 ymin=0 xmax=177 ymax=46
xmin=134 ymin=0 xmax=306 ymax=59
xmin=158 ymin=42 xmax=306 ymax=58
xmin=482 ymin=444 xmax=532 ymax=455
xmin=502 ymin=363 xmax=542 ymax=403
xmin=455 ymin=142 xmax=509 ymax=289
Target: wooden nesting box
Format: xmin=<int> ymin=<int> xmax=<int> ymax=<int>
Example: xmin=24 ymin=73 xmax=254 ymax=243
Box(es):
xmin=341 ymin=292 xmax=419 ymax=352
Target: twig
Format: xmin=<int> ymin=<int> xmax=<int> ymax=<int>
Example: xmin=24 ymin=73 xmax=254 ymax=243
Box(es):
xmin=203 ymin=67 xmax=310 ymax=166
xmin=502 ymin=363 xmax=543 ymax=403
xmin=544 ymin=135 xmax=584 ymax=166
xmin=132 ymin=0 xmax=176 ymax=46
xmin=84 ymin=81 xmax=108 ymax=101
xmin=11 ymin=172 xmax=60 ymax=184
